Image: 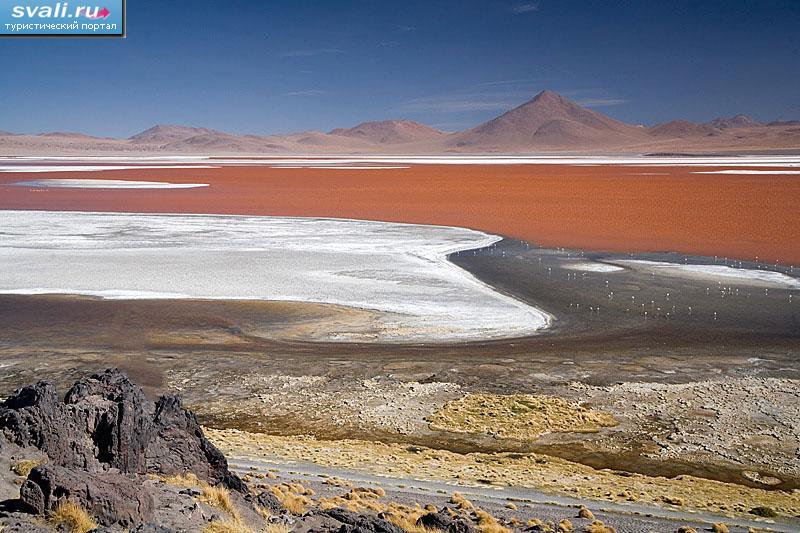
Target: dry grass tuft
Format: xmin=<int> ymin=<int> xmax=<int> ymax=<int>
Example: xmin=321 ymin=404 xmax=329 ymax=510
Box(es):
xmin=162 ymin=473 xmax=252 ymax=531
xmin=200 ymin=484 xmax=240 ymax=522
xmin=662 ymin=495 xmax=685 ymax=506
xmin=711 ymin=524 xmax=729 ymax=533
xmin=323 ymin=477 xmax=353 ymax=488
xmin=48 ymin=501 xmax=98 ymax=533
xmin=386 ymin=514 xmax=433 ymax=533
xmin=584 ymin=520 xmax=615 ymax=533
xmin=382 ymin=502 xmax=432 ymax=533
xmin=474 ymin=508 xmax=511 ymax=533
xmin=527 ymin=518 xmax=554 ymax=531
xmin=557 ymin=518 xmax=574 ymax=532
xmin=10 ymin=459 xmax=45 ymax=477
xmin=269 ymin=484 xmax=311 ymax=515
xmin=577 ymin=507 xmax=594 ymax=520
xmin=160 ymin=471 xmax=201 ymax=488
xmin=203 ymin=519 xmax=248 ymax=533
xmin=449 ymin=492 xmax=474 ymax=511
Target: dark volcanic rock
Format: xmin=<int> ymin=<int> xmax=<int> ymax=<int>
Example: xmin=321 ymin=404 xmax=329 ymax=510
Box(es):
xmin=321 ymin=508 xmax=405 ymax=532
xmin=64 ymin=367 xmax=154 ymax=473
xmin=255 ymin=490 xmax=284 ymax=515
xmin=147 ymin=394 xmax=246 ymax=492
xmin=21 ymin=464 xmax=154 ymax=526
xmin=417 ymin=508 xmax=480 ymax=533
xmin=0 ymin=368 xmax=247 ymax=529
xmin=0 ymin=369 xmax=242 ymax=491
xmin=0 ymin=380 xmax=90 ymax=469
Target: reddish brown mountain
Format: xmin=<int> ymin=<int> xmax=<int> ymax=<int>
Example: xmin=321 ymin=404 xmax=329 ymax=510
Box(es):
xmin=648 ymin=120 xmax=718 ymax=138
xmin=449 ymin=90 xmax=648 ymax=149
xmin=3 ymin=90 xmax=800 ymax=154
xmin=330 ymin=120 xmax=445 ymax=144
xmin=129 ymin=124 xmax=226 ymax=144
xmin=707 ymin=115 xmax=762 ymax=129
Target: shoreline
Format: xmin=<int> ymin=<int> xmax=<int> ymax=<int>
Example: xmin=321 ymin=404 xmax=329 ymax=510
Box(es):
xmin=0 ymin=210 xmax=552 ymax=343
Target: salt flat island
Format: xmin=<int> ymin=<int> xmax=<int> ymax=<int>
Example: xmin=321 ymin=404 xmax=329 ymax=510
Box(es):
xmin=0 ymin=210 xmax=551 ymax=342
xmin=11 ymin=179 xmax=209 ymax=189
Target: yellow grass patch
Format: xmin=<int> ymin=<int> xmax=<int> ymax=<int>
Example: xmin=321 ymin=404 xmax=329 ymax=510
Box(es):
xmin=159 ymin=471 xmax=201 ymax=488
xmin=10 ymin=459 xmax=45 ymax=477
xmin=200 ymin=484 xmax=241 ymax=523
xmin=269 ymin=483 xmax=311 ymax=515
xmin=48 ymin=501 xmax=98 ymax=533
xmin=206 ymin=428 xmax=800 ymax=521
xmin=474 ymin=508 xmax=511 ymax=533
xmin=203 ymin=519 xmax=249 ymax=533
xmin=428 ymin=393 xmax=617 ymax=440
xmin=584 ymin=520 xmax=616 ymax=533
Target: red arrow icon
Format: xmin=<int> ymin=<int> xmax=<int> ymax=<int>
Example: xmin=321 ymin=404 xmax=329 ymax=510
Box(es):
xmin=86 ymin=7 xmax=110 ymax=19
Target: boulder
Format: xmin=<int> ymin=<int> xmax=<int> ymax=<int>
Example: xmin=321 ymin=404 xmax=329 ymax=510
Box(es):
xmin=20 ymin=464 xmax=154 ymax=526
xmin=321 ymin=508 xmax=405 ymax=533
xmin=416 ymin=509 xmax=480 ymax=533
xmin=255 ymin=490 xmax=285 ymax=515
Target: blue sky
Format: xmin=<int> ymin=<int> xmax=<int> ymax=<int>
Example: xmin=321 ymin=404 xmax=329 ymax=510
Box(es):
xmin=1 ymin=0 xmax=798 ymax=136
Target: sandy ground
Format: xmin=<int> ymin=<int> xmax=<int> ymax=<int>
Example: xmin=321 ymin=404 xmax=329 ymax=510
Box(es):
xmin=0 ymin=162 xmax=799 ymax=264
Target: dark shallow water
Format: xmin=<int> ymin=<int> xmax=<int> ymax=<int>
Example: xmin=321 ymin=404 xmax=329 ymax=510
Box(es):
xmin=451 ymin=239 xmax=799 ymax=375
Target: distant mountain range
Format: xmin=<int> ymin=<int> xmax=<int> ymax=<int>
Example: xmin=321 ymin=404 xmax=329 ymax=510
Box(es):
xmin=2 ymin=91 xmax=799 ymax=154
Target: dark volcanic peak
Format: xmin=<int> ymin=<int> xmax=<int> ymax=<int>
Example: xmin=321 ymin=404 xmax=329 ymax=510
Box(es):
xmin=706 ymin=114 xmax=763 ymax=129
xmin=329 ymin=119 xmax=445 ymax=144
xmin=129 ymin=124 xmax=226 ymax=143
xmin=452 ymin=90 xmax=646 ymax=149
xmin=768 ymin=119 xmax=800 ymax=127
xmin=648 ymin=120 xmax=718 ymax=138
xmin=38 ymin=131 xmax=100 ymax=138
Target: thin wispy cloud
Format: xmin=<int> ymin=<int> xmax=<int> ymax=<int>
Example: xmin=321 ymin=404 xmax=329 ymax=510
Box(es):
xmin=280 ymin=48 xmax=343 ymax=58
xmin=398 ymin=93 xmax=525 ymax=113
xmin=284 ymin=90 xmax=326 ymax=97
xmin=398 ymin=82 xmax=628 ymax=116
xmin=398 ymin=80 xmax=547 ymax=114
xmin=397 ymin=25 xmax=416 ymax=33
xmin=511 ymin=2 xmax=539 ymax=14
xmin=575 ymin=97 xmax=629 ymax=107
xmin=473 ymin=78 xmax=536 ymax=88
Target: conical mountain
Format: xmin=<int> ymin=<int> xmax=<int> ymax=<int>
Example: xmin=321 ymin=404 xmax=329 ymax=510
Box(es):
xmin=449 ymin=90 xmax=646 ymax=149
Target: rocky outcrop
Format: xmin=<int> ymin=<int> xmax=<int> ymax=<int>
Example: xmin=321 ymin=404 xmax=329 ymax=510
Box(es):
xmin=0 ymin=369 xmax=245 ymax=527
xmin=0 ymin=369 xmax=242 ymax=489
xmin=417 ymin=508 xmax=480 ymax=533
xmin=146 ymin=394 xmax=246 ymax=492
xmin=20 ymin=465 xmax=154 ymax=525
xmin=320 ymin=508 xmax=405 ymax=532
xmin=255 ymin=490 xmax=284 ymax=515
